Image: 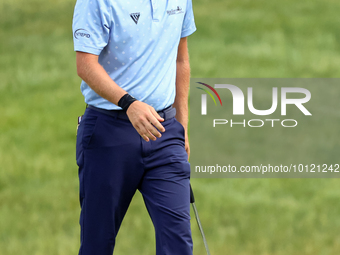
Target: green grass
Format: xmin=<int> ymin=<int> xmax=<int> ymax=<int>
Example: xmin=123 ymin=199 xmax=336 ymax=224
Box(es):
xmin=1 ymin=0 xmax=340 ymax=254
xmin=190 ymin=0 xmax=340 ymax=78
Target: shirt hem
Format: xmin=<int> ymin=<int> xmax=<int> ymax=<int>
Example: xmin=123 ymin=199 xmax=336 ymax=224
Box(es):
xmin=181 ymin=27 xmax=197 ymax=38
xmin=74 ymin=45 xmax=102 ymax=55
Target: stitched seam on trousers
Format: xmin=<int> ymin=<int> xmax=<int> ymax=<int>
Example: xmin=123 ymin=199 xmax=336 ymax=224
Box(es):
xmin=79 ymin=153 xmax=86 ymax=254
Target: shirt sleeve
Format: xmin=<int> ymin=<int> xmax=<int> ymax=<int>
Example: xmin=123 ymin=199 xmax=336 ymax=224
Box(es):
xmin=72 ymin=0 xmax=112 ymax=55
xmin=181 ymin=0 xmax=197 ymax=38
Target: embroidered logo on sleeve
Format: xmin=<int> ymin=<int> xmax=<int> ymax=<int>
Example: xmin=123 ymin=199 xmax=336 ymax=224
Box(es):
xmin=74 ymin=29 xmax=91 ymax=39
xmin=130 ymin=13 xmax=140 ymax=24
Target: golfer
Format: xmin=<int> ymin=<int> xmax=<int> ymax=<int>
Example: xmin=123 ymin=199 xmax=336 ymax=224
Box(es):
xmin=73 ymin=0 xmax=196 ymax=254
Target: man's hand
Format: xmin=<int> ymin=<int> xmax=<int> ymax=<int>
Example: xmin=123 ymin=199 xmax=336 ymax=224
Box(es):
xmin=76 ymin=52 xmax=165 ymax=142
xmin=126 ymin=101 xmax=165 ymax=142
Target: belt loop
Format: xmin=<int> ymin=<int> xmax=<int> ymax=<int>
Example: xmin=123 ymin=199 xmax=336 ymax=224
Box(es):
xmin=163 ymin=111 xmax=168 ymax=120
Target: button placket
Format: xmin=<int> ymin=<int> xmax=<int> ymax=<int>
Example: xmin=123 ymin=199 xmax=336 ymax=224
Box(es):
xmin=150 ymin=0 xmax=159 ymax=21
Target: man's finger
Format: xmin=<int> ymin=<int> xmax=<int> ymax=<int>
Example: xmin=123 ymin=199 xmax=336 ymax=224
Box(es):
xmin=136 ymin=123 xmax=157 ymax=141
xmin=149 ymin=110 xmax=165 ymax=133
xmin=136 ymin=116 xmax=162 ymax=139
xmin=151 ymin=108 xmax=165 ymax=123
xmin=145 ymin=121 xmax=162 ymax=138
xmin=141 ymin=134 xmax=150 ymax=142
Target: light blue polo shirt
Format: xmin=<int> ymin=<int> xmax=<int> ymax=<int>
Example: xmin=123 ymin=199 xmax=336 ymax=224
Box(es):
xmin=72 ymin=0 xmax=196 ymax=110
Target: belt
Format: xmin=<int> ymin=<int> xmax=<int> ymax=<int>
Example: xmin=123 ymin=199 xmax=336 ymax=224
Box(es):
xmin=87 ymin=105 xmax=176 ymax=121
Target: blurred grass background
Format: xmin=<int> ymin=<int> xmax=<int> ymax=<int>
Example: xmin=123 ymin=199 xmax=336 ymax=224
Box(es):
xmin=0 ymin=0 xmax=340 ymax=254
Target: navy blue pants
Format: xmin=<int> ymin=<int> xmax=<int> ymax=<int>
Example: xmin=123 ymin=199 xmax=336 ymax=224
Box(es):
xmin=76 ymin=107 xmax=193 ymax=255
